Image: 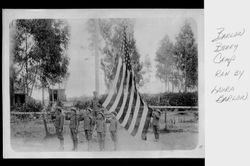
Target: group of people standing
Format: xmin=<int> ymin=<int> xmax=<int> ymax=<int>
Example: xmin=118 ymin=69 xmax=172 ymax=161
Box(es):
xmin=52 ymin=106 xmax=118 ymax=151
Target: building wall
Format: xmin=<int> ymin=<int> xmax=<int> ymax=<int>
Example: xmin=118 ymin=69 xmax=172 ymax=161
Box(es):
xmin=49 ymin=89 xmax=67 ymax=102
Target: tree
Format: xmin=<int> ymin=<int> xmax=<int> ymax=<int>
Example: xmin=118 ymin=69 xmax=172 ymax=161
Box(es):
xmin=11 ymin=20 xmax=38 ymax=98
xmin=12 ymin=19 xmax=70 ymax=98
xmin=174 ymin=20 xmax=198 ymax=91
xmin=155 ymin=35 xmax=178 ymax=92
xmin=141 ymin=54 xmax=152 ymax=86
xmin=97 ymin=18 xmax=143 ymax=90
xmin=11 ymin=19 xmax=70 ymax=137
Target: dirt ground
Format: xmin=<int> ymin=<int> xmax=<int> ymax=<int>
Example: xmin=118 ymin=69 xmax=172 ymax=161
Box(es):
xmin=10 ymin=116 xmax=198 ymax=152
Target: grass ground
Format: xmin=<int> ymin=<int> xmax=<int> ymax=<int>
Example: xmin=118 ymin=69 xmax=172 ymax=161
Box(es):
xmin=10 ymin=112 xmax=198 ymax=151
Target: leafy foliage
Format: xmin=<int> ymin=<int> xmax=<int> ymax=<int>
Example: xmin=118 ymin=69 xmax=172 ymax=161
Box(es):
xmin=73 ymin=92 xmax=197 ymax=112
xmin=11 ymin=100 xmax=43 ymax=112
xmin=96 ymin=18 xmax=143 ymax=89
xmin=155 ymin=35 xmax=180 ymax=91
xmin=140 ymin=54 xmax=152 ymax=86
xmin=141 ymin=92 xmax=198 ymax=107
xmin=155 ymin=20 xmax=198 ymax=92
xmin=11 ymin=19 xmax=70 ymax=97
xmin=174 ymin=21 xmax=198 ymax=90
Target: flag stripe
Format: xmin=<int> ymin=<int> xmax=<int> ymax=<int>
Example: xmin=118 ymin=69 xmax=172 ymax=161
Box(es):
xmin=128 ymin=92 xmax=141 ymax=133
xmin=103 ymin=30 xmax=154 ymax=140
xmin=124 ymin=91 xmax=138 ymax=130
xmin=131 ymin=104 xmax=144 ymax=136
xmin=116 ymin=71 xmax=131 ymax=119
xmin=108 ymin=65 xmax=127 ymax=113
xmin=134 ymin=100 xmax=149 ymax=139
xmin=113 ymin=71 xmax=128 ymax=114
xmin=102 ymin=58 xmax=122 ymax=108
xmin=118 ymin=74 xmax=132 ymax=123
xmin=131 ymin=96 xmax=144 ymax=136
xmin=121 ymin=73 xmax=135 ymax=127
xmin=141 ymin=107 xmax=153 ymax=139
xmin=106 ymin=62 xmax=124 ymax=110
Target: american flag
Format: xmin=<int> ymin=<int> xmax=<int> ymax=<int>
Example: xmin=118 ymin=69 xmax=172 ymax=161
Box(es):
xmin=102 ymin=28 xmax=153 ymax=140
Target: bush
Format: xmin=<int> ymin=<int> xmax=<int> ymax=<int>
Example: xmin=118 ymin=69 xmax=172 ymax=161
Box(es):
xmin=11 ymin=100 xmax=43 ymax=112
xmin=73 ymin=94 xmax=108 ymax=110
xmin=141 ymin=92 xmax=198 ymax=107
xmin=10 ymin=100 xmax=43 ymax=121
xmin=74 ymin=99 xmax=93 ymax=110
xmin=73 ymin=92 xmax=197 ymax=112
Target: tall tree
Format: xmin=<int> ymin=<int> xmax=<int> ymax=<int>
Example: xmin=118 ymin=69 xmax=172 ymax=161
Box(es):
xmin=11 ymin=19 xmax=70 ymax=137
xmin=174 ymin=20 xmax=198 ymax=91
xmin=155 ymin=35 xmax=178 ymax=92
xmin=141 ymin=54 xmax=152 ymax=86
xmin=12 ymin=19 xmax=70 ymax=99
xmin=97 ymin=18 xmax=143 ymax=90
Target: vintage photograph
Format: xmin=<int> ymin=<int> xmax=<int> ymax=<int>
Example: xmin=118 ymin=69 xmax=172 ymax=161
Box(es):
xmin=4 ymin=9 xmax=204 ymax=157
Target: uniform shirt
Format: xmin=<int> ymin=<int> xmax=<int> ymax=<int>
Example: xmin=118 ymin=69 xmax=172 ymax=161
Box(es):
xmin=55 ymin=114 xmax=64 ymax=129
xmin=78 ymin=110 xmax=86 ymax=121
xmin=69 ymin=114 xmax=79 ymax=129
xmin=92 ymin=97 xmax=98 ymax=110
xmin=109 ymin=117 xmax=118 ymax=132
xmin=152 ymin=112 xmax=160 ymax=126
xmin=96 ymin=118 xmax=106 ymax=133
xmin=83 ymin=115 xmax=93 ymax=130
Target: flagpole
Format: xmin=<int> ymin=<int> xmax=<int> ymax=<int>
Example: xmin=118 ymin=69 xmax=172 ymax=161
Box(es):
xmin=94 ymin=19 xmax=99 ymax=96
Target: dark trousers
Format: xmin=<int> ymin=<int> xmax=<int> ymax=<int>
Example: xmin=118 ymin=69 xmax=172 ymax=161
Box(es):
xmin=97 ymin=132 xmax=105 ymax=150
xmin=153 ymin=125 xmax=159 ymax=140
xmin=56 ymin=128 xmax=64 ymax=140
xmin=70 ymin=128 xmax=78 ymax=142
xmin=70 ymin=128 xmax=78 ymax=150
xmin=110 ymin=131 xmax=117 ymax=150
xmin=110 ymin=131 xmax=117 ymax=142
xmin=85 ymin=130 xmax=92 ymax=141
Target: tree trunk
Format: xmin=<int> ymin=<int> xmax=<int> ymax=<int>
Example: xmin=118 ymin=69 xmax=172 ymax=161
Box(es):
xmin=42 ymin=85 xmax=52 ymax=138
xmin=42 ymin=85 xmax=44 ymax=105
xmin=29 ymin=65 xmax=38 ymax=97
xmin=42 ymin=113 xmax=51 ymax=138
xmin=165 ymin=110 xmax=168 ymax=131
xmin=171 ymin=76 xmax=174 ymax=92
xmin=184 ymin=72 xmax=187 ymax=93
xmin=184 ymin=53 xmax=187 ymax=93
xmin=25 ymin=33 xmax=29 ymax=104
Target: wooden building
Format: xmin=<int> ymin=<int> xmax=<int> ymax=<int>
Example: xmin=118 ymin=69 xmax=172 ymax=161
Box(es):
xmin=48 ymin=88 xmax=67 ymax=103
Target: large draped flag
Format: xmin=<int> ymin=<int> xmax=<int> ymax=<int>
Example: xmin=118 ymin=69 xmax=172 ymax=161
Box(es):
xmin=102 ymin=28 xmax=153 ymax=140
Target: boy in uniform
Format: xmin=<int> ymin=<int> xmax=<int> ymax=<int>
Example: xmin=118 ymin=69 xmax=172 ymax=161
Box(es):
xmin=109 ymin=111 xmax=118 ymax=150
xmin=54 ymin=107 xmax=65 ymax=150
xmin=152 ymin=109 xmax=161 ymax=142
xmin=83 ymin=108 xmax=94 ymax=151
xmin=96 ymin=112 xmax=106 ymax=151
xmin=92 ymin=91 xmax=99 ymax=118
xmin=68 ymin=107 xmax=79 ymax=151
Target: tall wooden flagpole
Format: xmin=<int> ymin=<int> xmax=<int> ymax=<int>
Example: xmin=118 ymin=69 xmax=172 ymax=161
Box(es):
xmin=94 ymin=19 xmax=99 ymax=96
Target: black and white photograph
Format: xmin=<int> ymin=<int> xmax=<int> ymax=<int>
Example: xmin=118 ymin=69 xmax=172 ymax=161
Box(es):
xmin=3 ymin=9 xmax=204 ymax=158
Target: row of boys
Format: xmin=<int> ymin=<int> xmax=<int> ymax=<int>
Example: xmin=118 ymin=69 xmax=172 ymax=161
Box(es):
xmin=53 ymin=107 xmax=161 ymax=151
xmin=53 ymin=107 xmax=118 ymax=151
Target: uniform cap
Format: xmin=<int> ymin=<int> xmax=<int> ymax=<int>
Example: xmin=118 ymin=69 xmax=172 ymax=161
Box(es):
xmin=56 ymin=107 xmax=62 ymax=112
xmin=87 ymin=108 xmax=92 ymax=113
xmin=98 ymin=111 xmax=105 ymax=118
xmin=70 ymin=107 xmax=77 ymax=112
xmin=154 ymin=109 xmax=161 ymax=114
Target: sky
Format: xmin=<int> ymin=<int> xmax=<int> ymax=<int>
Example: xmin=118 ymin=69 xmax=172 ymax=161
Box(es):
xmin=31 ymin=16 xmax=198 ymax=100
